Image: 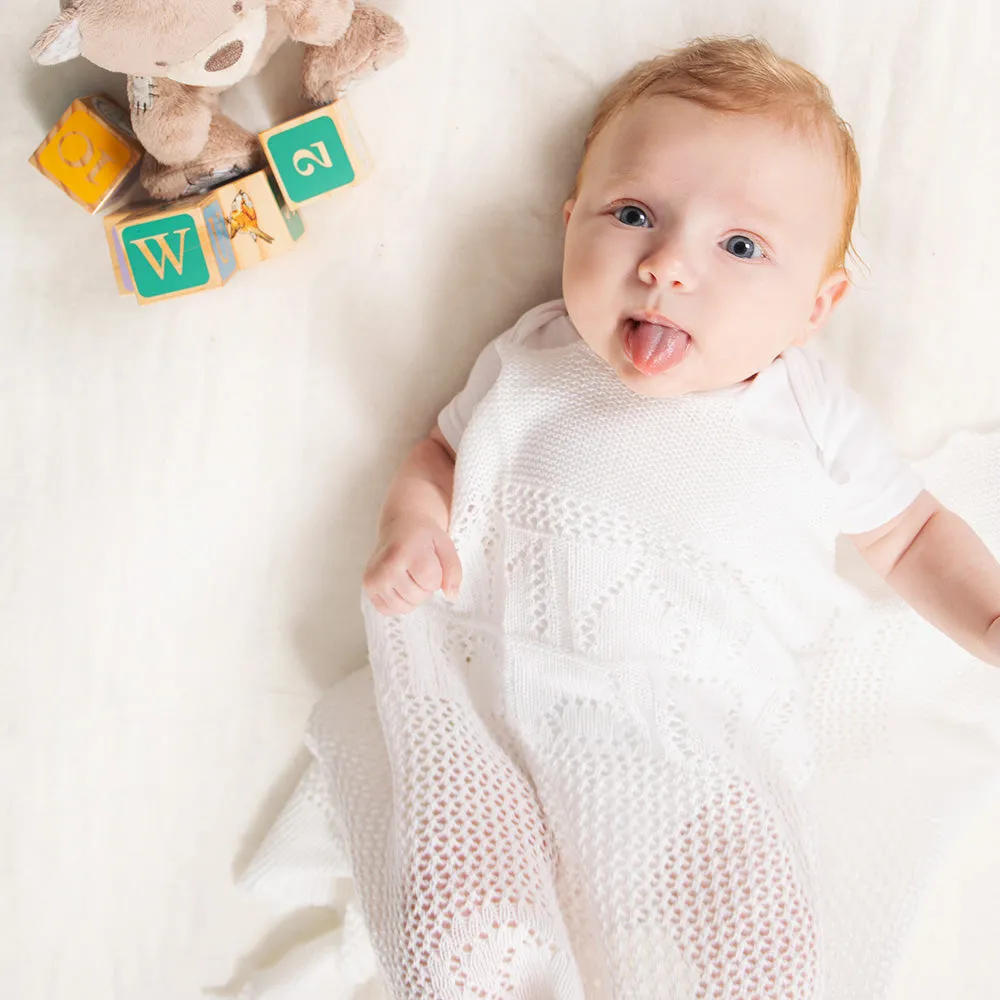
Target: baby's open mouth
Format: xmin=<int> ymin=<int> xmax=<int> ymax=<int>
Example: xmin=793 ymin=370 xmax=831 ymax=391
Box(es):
xmin=622 ymin=318 xmax=691 ymax=375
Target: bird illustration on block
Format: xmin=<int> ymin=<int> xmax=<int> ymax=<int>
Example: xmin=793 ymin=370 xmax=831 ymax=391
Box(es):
xmin=226 ymin=189 xmax=274 ymax=244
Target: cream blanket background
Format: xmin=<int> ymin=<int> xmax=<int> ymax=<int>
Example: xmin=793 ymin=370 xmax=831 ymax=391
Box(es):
xmin=3 ymin=0 xmax=999 ymax=997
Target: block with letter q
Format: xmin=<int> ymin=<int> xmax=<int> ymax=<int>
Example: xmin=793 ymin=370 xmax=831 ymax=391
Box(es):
xmin=30 ymin=94 xmax=142 ymax=213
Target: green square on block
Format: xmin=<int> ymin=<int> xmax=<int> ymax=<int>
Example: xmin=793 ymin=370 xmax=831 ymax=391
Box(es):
xmin=122 ymin=213 xmax=210 ymax=298
xmin=267 ymin=116 xmax=355 ymax=205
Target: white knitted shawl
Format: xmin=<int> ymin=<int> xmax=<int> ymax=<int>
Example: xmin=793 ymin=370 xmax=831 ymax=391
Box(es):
xmin=234 ymin=328 xmax=1000 ymax=1000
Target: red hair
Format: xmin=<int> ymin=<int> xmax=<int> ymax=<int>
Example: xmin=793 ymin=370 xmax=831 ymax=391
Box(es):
xmin=575 ymin=36 xmax=861 ymax=277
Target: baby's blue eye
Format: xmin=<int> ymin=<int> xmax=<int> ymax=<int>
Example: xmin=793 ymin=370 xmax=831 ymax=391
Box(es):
xmin=615 ymin=205 xmax=651 ymax=228
xmin=724 ymin=234 xmax=764 ymax=260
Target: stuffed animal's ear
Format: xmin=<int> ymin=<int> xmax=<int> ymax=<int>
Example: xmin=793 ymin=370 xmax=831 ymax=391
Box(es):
xmin=30 ymin=7 xmax=84 ymax=65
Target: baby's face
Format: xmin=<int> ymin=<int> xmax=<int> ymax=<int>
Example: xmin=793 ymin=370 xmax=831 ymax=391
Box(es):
xmin=562 ymin=96 xmax=849 ymax=396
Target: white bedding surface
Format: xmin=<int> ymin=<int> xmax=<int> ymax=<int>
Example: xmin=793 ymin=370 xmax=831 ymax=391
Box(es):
xmin=3 ymin=0 xmax=999 ymax=997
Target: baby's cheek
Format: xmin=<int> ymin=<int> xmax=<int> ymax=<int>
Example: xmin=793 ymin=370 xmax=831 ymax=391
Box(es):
xmin=564 ymin=245 xmax=609 ymax=309
xmin=564 ymin=221 xmax=604 ymax=277
xmin=560 ymin=251 xmax=589 ymax=311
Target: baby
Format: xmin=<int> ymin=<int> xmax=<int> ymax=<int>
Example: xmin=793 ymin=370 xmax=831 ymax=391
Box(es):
xmin=364 ymin=41 xmax=1000 ymax=667
xmin=353 ymin=35 xmax=1000 ymax=999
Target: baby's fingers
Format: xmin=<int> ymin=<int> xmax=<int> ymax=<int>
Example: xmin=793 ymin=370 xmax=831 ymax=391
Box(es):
xmin=370 ymin=590 xmax=414 ymax=617
xmin=434 ymin=532 xmax=463 ymax=600
xmin=366 ymin=564 xmax=422 ymax=614
xmin=407 ymin=544 xmax=444 ymax=593
xmin=364 ymin=559 xmax=419 ymax=617
xmin=390 ymin=570 xmax=428 ymax=607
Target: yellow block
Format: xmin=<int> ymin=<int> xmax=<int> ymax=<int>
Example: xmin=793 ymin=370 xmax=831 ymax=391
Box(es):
xmin=30 ymin=95 xmax=143 ymax=214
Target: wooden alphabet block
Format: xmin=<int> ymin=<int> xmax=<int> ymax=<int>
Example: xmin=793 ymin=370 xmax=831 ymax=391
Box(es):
xmin=103 ymin=207 xmax=136 ymax=297
xmin=259 ymin=100 xmax=371 ymax=210
xmin=211 ymin=169 xmax=305 ymax=269
xmin=30 ymin=95 xmax=143 ymax=214
xmin=109 ymin=191 xmax=239 ymax=305
xmin=104 ymin=168 xmax=306 ymax=303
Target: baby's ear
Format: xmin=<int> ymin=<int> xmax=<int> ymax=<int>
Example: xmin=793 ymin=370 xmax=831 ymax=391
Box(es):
xmin=798 ymin=268 xmax=850 ymax=344
xmin=30 ymin=7 xmax=84 ymax=66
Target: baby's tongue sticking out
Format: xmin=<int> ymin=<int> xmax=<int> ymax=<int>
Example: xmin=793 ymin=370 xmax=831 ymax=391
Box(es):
xmin=623 ymin=320 xmax=691 ymax=375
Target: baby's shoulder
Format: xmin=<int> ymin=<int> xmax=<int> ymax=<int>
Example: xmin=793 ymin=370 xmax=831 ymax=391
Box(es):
xmin=775 ymin=344 xmax=846 ymax=405
xmin=741 ymin=345 xmax=869 ymax=458
xmin=747 ymin=346 xmax=852 ymax=415
xmin=500 ymin=299 xmax=578 ymax=352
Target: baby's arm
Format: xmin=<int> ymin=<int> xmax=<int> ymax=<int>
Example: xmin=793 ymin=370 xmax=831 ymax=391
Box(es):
xmin=364 ymin=426 xmax=462 ymax=616
xmin=850 ymin=491 xmax=1000 ymax=667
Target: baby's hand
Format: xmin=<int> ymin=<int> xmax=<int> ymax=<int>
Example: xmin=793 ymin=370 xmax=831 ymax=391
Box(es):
xmin=364 ymin=514 xmax=463 ymax=616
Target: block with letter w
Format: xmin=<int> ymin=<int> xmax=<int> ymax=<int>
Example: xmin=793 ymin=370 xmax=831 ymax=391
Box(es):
xmin=115 ymin=205 xmax=235 ymax=305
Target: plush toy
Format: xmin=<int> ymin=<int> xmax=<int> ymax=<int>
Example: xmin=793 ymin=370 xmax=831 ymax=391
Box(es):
xmin=30 ymin=0 xmax=407 ymax=200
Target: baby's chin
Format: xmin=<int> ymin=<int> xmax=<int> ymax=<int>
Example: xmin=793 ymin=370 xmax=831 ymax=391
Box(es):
xmin=576 ymin=326 xmax=740 ymax=397
xmin=599 ymin=341 xmax=702 ymax=398
xmin=614 ymin=365 xmax=698 ymax=398
xmin=593 ymin=334 xmax=762 ymax=398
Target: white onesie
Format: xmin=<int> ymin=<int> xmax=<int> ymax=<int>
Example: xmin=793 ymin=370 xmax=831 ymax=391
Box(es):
xmin=440 ymin=300 xmax=923 ymax=537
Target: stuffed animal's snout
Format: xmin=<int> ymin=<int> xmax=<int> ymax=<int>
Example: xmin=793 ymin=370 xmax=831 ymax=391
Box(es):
xmin=148 ymin=6 xmax=269 ymax=87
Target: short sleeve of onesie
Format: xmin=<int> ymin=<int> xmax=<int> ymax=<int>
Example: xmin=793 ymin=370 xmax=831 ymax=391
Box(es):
xmin=437 ymin=301 xmax=570 ymax=452
xmin=781 ymin=347 xmax=924 ymax=535
xmin=437 ymin=340 xmax=503 ymax=453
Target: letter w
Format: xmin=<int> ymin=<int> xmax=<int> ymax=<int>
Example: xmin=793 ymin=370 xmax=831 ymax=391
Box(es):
xmin=130 ymin=228 xmax=189 ymax=279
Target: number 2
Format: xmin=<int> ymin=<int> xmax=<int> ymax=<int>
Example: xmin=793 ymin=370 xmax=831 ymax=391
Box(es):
xmin=292 ymin=142 xmax=333 ymax=176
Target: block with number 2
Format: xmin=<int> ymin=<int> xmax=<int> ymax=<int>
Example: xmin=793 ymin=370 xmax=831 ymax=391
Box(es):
xmin=259 ymin=100 xmax=372 ymax=210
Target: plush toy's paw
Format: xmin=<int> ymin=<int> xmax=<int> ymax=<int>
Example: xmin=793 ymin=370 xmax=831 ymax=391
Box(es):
xmin=301 ymin=7 xmax=408 ymax=105
xmin=364 ymin=8 xmax=408 ymax=71
xmin=140 ymin=114 xmax=264 ymax=201
xmin=129 ymin=77 xmax=214 ymax=166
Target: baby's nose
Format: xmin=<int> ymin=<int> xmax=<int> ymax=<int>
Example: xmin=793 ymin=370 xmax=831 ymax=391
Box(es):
xmin=639 ymin=252 xmax=694 ymax=289
xmin=205 ymin=40 xmax=244 ymax=72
